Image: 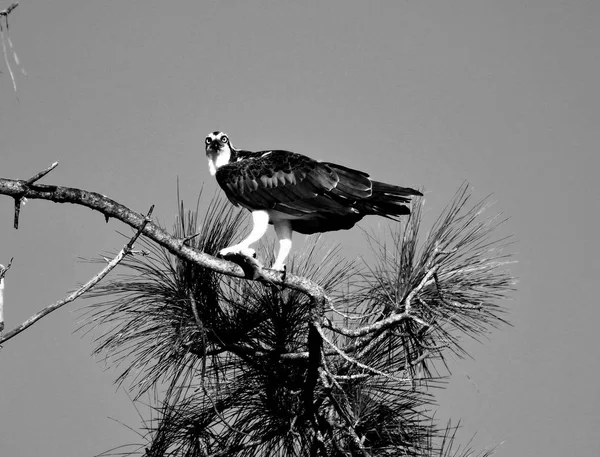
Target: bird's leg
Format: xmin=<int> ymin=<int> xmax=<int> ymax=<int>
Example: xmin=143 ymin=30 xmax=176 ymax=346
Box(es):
xmin=220 ymin=210 xmax=270 ymax=260
xmin=272 ymin=219 xmax=292 ymax=272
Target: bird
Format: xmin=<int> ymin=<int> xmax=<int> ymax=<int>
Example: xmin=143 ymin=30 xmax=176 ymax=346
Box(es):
xmin=205 ymin=131 xmax=422 ymax=272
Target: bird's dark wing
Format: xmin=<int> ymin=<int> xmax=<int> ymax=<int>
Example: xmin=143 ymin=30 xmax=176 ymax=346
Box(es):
xmin=215 ymin=150 xmax=421 ymax=233
xmin=215 ymin=150 xmax=344 ymax=214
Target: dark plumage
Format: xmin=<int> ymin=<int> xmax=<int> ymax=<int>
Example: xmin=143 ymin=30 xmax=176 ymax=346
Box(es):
xmin=215 ymin=149 xmax=422 ymax=234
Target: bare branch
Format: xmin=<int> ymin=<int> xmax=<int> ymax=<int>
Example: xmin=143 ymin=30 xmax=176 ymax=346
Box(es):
xmin=0 ymin=258 xmax=14 ymax=334
xmin=315 ymin=321 xmax=411 ymax=383
xmin=324 ymin=310 xmax=422 ymax=338
xmin=1 ymin=2 xmax=22 ymax=94
xmin=26 ymin=161 xmax=59 ymax=185
xmin=0 ymin=257 xmax=13 ymax=281
xmin=323 ymin=258 xmax=441 ymax=339
xmin=0 ymin=21 xmax=16 ymax=92
xmin=0 ymin=2 xmax=18 ymax=17
xmin=0 ymin=206 xmax=154 ymax=346
xmin=0 ymin=175 xmax=330 ymax=307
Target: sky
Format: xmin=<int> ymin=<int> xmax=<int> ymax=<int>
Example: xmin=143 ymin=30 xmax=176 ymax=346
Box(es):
xmin=0 ymin=0 xmax=598 ymax=456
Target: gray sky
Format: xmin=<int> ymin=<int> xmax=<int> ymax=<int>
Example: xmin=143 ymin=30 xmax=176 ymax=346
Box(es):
xmin=0 ymin=1 xmax=598 ymax=456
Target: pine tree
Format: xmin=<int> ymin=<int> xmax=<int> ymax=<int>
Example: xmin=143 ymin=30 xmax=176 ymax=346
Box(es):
xmin=78 ymin=184 xmax=514 ymax=457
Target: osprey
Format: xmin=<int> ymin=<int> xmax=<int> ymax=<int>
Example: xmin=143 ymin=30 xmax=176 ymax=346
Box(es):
xmin=206 ymin=131 xmax=422 ymax=271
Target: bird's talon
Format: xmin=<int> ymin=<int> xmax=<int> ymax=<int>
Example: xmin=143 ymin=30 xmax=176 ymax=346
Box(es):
xmin=269 ymin=264 xmax=286 ymax=280
xmin=219 ymin=246 xmax=256 ymax=260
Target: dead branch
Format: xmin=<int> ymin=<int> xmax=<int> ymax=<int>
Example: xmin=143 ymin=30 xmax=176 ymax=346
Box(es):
xmin=0 ymin=206 xmax=154 ymax=346
xmin=316 ymin=321 xmax=411 ymax=383
xmin=322 ymin=258 xmax=441 ymax=339
xmin=1 ymin=1 xmax=25 ymax=94
xmin=0 ymin=2 xmax=18 ymax=17
xmin=323 ymin=308 xmax=425 ymax=338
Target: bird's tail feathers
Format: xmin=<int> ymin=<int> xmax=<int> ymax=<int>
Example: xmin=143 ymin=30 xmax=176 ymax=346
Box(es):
xmin=372 ymin=181 xmax=422 ymax=199
xmin=324 ymin=161 xmax=422 ymax=218
xmin=364 ymin=181 xmax=423 ymax=218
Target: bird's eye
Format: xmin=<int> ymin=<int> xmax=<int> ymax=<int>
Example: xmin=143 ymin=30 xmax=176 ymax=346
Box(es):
xmin=221 ymin=136 xmax=229 ymax=144
xmin=205 ymin=137 xmax=211 ymax=145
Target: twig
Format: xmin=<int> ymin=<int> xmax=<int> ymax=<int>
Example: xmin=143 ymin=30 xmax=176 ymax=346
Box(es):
xmin=0 ymin=206 xmax=154 ymax=346
xmin=315 ymin=321 xmax=410 ymax=383
xmin=180 ymin=231 xmax=201 ymax=246
xmin=404 ymin=264 xmax=438 ymax=314
xmin=319 ymin=365 xmax=370 ymax=456
xmin=26 ymin=161 xmax=59 ymax=185
xmin=332 ymin=373 xmax=370 ymax=381
xmin=0 ymin=257 xmax=13 ymax=280
xmin=0 ymin=2 xmax=18 ymax=17
xmin=408 ymin=349 xmax=439 ymax=367
xmin=13 ymin=162 xmax=60 ymax=229
xmin=0 ymin=21 xmax=16 ymax=93
xmin=323 ymin=310 xmax=423 ymax=338
xmin=323 ymin=258 xmax=441 ymax=338
xmin=0 ymin=258 xmax=14 ymax=334
xmin=4 ymin=17 xmax=26 ymax=77
xmin=12 ymin=196 xmax=20 ymax=229
xmin=1 ymin=2 xmax=21 ymax=94
xmin=441 ymin=298 xmax=483 ymax=310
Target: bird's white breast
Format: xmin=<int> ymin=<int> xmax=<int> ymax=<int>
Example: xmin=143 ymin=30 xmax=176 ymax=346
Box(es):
xmin=207 ymin=149 xmax=231 ymax=176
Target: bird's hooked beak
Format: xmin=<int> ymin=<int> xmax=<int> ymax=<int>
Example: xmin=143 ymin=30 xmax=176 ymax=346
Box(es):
xmin=206 ymin=139 xmax=223 ymax=153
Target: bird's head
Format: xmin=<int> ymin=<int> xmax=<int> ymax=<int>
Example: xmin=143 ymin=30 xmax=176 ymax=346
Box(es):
xmin=205 ymin=131 xmax=234 ymax=176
